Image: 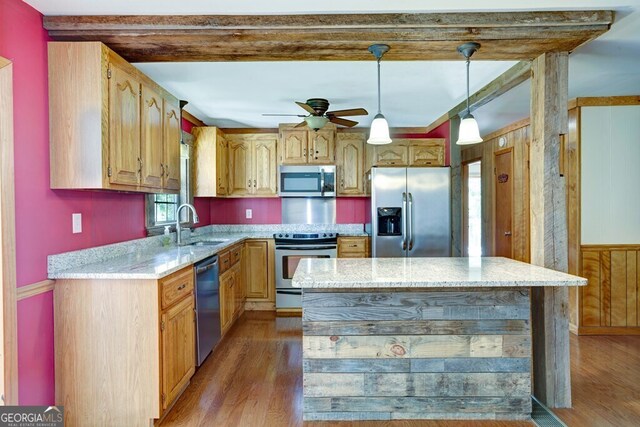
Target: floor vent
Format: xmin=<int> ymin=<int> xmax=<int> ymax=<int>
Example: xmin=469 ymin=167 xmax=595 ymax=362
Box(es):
xmin=531 ymin=396 xmax=567 ymax=427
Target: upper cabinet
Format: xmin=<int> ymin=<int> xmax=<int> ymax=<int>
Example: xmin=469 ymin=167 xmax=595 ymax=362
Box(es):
xmin=367 ymin=138 xmax=446 ymax=169
xmin=227 ymin=133 xmax=278 ymax=197
xmin=336 ymin=131 xmax=366 ymax=196
xmin=192 ymin=127 xmax=228 ymax=197
xmin=279 ymin=124 xmax=336 ymax=165
xmin=49 ymin=42 xmax=181 ymax=193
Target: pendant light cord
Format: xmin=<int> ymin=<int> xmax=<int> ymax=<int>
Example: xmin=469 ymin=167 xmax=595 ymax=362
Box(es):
xmin=377 ymin=57 xmax=382 ymax=114
xmin=466 ymin=56 xmax=471 ymax=115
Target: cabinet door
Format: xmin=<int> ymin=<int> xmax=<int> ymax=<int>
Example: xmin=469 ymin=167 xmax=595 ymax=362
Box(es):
xmin=245 ymin=240 xmax=270 ymax=300
xmin=409 ymin=139 xmax=445 ymax=166
xmin=253 ymin=135 xmax=278 ymax=196
xmin=280 ymin=128 xmax=308 ymax=164
xmin=161 ymin=296 xmax=195 ymax=410
xmin=216 ymin=133 xmax=228 ymax=196
xmin=219 ymin=270 xmax=234 ymax=332
xmin=228 ymin=138 xmax=252 ymax=196
xmin=232 ymin=263 xmax=244 ymax=319
xmin=108 ymin=64 xmax=141 ymax=186
xmin=374 ymin=143 xmax=408 ymax=166
xmin=336 ymin=132 xmax=365 ymax=196
xmin=163 ymin=101 xmax=181 ymax=191
xmin=308 ymin=128 xmax=336 ymax=164
xmin=140 ymin=85 xmax=164 ymax=189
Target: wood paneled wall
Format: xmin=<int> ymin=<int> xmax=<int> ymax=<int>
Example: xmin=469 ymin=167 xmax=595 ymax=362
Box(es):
xmin=578 ymin=246 xmax=640 ymax=334
xmin=461 ymin=120 xmax=530 ymax=262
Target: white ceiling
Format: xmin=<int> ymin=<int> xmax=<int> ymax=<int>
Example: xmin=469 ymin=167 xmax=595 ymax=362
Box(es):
xmin=26 ymin=0 xmax=640 ymax=136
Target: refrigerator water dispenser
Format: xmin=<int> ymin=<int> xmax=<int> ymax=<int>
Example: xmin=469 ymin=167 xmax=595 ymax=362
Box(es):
xmin=377 ymin=207 xmax=402 ymax=236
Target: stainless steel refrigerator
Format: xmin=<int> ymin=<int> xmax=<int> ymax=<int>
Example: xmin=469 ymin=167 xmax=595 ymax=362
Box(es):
xmin=369 ymin=167 xmax=451 ymax=257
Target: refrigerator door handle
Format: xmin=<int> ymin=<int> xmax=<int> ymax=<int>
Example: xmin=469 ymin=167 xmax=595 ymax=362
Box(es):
xmin=402 ymin=192 xmax=408 ymax=250
xmin=408 ymin=192 xmax=414 ymax=250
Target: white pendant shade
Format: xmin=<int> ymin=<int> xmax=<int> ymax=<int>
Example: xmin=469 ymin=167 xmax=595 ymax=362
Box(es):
xmin=304 ymin=115 xmax=329 ymax=130
xmin=367 ymin=113 xmax=392 ymax=145
xmin=456 ymin=114 xmax=483 ymax=145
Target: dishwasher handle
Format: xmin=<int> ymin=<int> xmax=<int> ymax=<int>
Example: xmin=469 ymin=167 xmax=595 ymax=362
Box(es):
xmin=196 ymin=257 xmax=219 ymax=274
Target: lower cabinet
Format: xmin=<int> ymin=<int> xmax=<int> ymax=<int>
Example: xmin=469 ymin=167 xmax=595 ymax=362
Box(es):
xmin=244 ymin=239 xmax=276 ymax=310
xmin=338 ymin=236 xmax=371 ymax=258
xmin=219 ymin=244 xmax=246 ymax=335
xmin=54 ymin=265 xmax=196 ymax=426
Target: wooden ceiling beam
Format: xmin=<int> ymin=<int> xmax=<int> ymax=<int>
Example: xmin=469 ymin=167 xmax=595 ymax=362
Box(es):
xmin=43 ymin=11 xmax=613 ymax=62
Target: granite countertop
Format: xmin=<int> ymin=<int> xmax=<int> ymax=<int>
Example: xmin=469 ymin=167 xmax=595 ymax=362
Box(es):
xmin=292 ymin=257 xmax=587 ymax=288
xmin=48 ymin=227 xmax=369 ymax=280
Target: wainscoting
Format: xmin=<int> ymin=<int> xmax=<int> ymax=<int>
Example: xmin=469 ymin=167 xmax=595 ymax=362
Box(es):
xmin=572 ymin=245 xmax=640 ymax=335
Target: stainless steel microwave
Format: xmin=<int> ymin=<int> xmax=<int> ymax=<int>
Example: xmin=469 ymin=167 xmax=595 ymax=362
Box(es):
xmin=278 ymin=165 xmax=336 ymax=197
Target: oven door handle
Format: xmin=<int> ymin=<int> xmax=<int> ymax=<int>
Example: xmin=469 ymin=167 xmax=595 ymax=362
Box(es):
xmin=275 ymin=245 xmax=337 ymax=251
xmin=276 ymin=289 xmax=301 ymax=295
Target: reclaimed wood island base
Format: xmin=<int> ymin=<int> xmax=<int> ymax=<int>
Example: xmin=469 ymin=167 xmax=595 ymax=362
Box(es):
xmin=293 ymin=257 xmax=586 ymax=422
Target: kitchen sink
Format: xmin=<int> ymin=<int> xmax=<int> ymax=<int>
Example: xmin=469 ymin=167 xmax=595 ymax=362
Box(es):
xmin=189 ymin=241 xmax=226 ymax=247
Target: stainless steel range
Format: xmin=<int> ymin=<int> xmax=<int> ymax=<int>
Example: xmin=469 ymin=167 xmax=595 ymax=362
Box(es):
xmin=274 ymin=232 xmax=338 ymax=309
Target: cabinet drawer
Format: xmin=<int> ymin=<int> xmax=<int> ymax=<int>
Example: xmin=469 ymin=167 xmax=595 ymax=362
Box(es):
xmin=231 ymin=245 xmax=242 ymax=265
xmin=160 ymin=267 xmax=194 ymax=310
xmin=219 ymin=250 xmax=231 ymax=273
xmin=338 ymin=237 xmax=369 ymax=256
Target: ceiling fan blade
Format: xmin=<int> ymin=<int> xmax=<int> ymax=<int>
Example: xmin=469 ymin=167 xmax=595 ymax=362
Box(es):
xmin=294 ymin=121 xmax=308 ymax=128
xmin=262 ymin=113 xmax=306 ymax=117
xmin=326 ymin=108 xmax=369 ymax=117
xmin=295 ymin=101 xmax=316 ymax=115
xmin=329 ymin=117 xmax=358 ymax=127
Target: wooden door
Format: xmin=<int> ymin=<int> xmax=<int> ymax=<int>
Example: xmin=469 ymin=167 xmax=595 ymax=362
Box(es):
xmin=253 ymin=135 xmax=278 ymax=196
xmin=245 ymin=240 xmax=269 ymax=299
xmin=232 ymin=263 xmax=244 ymax=319
xmin=161 ymin=296 xmax=195 ymax=410
xmin=216 ymin=132 xmax=228 ymax=196
xmin=308 ymin=128 xmax=335 ymax=164
xmin=336 ymin=132 xmax=365 ymax=196
xmin=162 ymin=100 xmax=181 ymax=191
xmin=409 ymin=140 xmax=445 ymax=166
xmin=494 ymin=149 xmax=513 ymax=258
xmin=108 ymin=64 xmax=141 ymax=186
xmin=374 ymin=143 xmax=408 ymax=166
xmin=140 ymin=85 xmax=164 ymax=189
xmin=280 ymin=128 xmax=308 ymax=164
xmin=227 ymin=137 xmax=251 ymax=196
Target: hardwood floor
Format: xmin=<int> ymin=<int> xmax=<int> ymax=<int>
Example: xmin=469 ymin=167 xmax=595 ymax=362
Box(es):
xmin=160 ymin=312 xmax=640 ymax=427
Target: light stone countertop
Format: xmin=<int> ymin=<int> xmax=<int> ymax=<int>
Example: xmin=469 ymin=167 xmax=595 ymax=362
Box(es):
xmin=292 ymin=257 xmax=587 ymax=289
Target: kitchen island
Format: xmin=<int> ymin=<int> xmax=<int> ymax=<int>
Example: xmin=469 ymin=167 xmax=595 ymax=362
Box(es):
xmin=293 ymin=257 xmax=586 ymax=421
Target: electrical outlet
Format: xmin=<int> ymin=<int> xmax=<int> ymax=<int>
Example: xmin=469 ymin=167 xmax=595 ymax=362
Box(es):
xmin=72 ymin=213 xmax=82 ymax=234
xmin=245 ymin=209 xmax=253 ymax=219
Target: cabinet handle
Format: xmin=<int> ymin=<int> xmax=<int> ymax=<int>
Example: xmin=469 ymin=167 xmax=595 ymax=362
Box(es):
xmin=247 ymin=179 xmax=251 ymax=187
xmin=303 ymin=148 xmax=307 ymax=157
xmin=137 ymin=158 xmax=142 ymax=175
xmin=341 ymin=179 xmax=344 ymax=188
xmin=253 ymin=180 xmax=257 ymax=187
xmin=177 ymin=284 xmax=186 ymax=290
xmin=349 ymin=244 xmax=358 ymax=247
xmin=160 ymin=163 xmax=165 ymax=177
xmin=165 ymin=165 xmax=169 ymax=177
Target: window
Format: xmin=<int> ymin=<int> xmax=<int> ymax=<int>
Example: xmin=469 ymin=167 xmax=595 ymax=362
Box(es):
xmin=145 ymin=132 xmax=194 ymax=233
xmin=463 ymin=160 xmax=482 ymax=256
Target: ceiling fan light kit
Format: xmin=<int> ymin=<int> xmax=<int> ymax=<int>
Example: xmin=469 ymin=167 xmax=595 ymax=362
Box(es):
xmin=304 ymin=115 xmax=330 ymax=131
xmin=456 ymin=42 xmax=483 ymax=145
xmin=367 ymin=44 xmax=392 ymax=145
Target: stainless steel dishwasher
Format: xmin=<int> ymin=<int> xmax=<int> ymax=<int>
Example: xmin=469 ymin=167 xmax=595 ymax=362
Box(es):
xmin=194 ymin=255 xmax=220 ymax=366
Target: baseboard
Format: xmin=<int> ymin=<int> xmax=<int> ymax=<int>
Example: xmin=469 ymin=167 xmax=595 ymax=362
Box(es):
xmin=244 ymin=300 xmax=275 ymax=311
xmin=276 ymin=308 xmax=302 ymax=317
xmin=569 ymin=323 xmax=578 ymax=335
xmin=576 ymin=326 xmax=640 ymax=336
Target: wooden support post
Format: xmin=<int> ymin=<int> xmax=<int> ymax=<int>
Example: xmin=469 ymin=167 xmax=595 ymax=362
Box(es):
xmin=529 ymin=52 xmax=571 ymax=408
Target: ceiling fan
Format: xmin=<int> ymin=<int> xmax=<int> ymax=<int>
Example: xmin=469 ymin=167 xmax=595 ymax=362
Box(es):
xmin=263 ymin=98 xmax=368 ymax=130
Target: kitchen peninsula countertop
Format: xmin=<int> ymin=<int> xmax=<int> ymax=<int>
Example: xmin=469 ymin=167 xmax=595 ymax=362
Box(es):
xmin=292 ymin=257 xmax=587 ymax=288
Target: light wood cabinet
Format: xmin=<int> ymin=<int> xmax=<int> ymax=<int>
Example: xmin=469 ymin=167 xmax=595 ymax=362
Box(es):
xmin=219 ymin=244 xmax=246 ymax=335
xmin=279 ymin=124 xmax=336 ymax=164
xmin=49 ymin=41 xmax=180 ymax=193
xmin=161 ymin=296 xmax=195 ymax=411
xmin=338 ymin=236 xmax=370 ymax=258
xmin=227 ymin=134 xmax=278 ymax=197
xmin=54 ymin=265 xmax=196 ymax=426
xmin=368 ymin=138 xmax=446 ymax=168
xmin=193 ymin=127 xmax=229 ymax=197
xmin=219 ymin=267 xmax=235 ymax=332
xmin=244 ymin=239 xmax=275 ymax=310
xmin=336 ymin=132 xmax=366 ymax=196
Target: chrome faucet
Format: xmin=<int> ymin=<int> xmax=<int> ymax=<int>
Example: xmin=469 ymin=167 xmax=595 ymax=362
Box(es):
xmin=175 ymin=203 xmax=199 ymax=246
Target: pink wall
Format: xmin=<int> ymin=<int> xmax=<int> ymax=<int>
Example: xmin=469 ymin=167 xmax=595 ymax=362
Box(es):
xmin=0 ymin=0 xmax=210 ymax=405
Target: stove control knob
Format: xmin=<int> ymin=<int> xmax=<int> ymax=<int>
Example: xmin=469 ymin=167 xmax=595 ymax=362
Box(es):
xmin=323 ymin=233 xmax=327 ymax=237
xmin=285 ymin=234 xmax=289 ymax=237
xmin=278 ymin=234 xmax=282 ymax=238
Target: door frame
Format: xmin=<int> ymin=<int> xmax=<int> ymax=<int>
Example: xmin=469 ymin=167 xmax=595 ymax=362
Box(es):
xmin=0 ymin=56 xmax=18 ymax=404
xmin=493 ymin=147 xmax=515 ymax=259
xmin=461 ymin=157 xmax=482 ymax=257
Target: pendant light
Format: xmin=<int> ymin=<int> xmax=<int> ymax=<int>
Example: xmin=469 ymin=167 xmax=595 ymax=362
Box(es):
xmin=456 ymin=42 xmax=483 ymax=145
xmin=367 ymin=44 xmax=392 ymax=145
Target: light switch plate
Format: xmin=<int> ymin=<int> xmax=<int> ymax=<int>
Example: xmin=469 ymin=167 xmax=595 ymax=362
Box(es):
xmin=245 ymin=209 xmax=253 ymax=219
xmin=72 ymin=213 xmax=82 ymax=234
